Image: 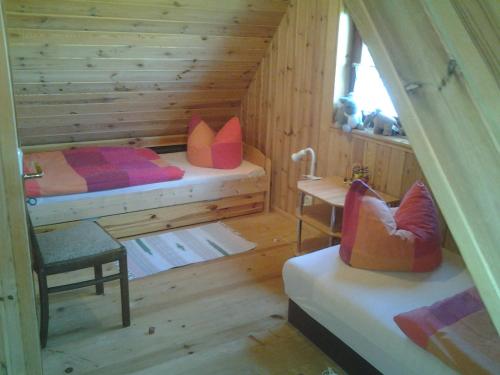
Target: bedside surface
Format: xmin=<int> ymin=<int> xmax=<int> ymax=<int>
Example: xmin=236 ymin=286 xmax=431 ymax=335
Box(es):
xmin=297 ymin=176 xmax=399 ymax=207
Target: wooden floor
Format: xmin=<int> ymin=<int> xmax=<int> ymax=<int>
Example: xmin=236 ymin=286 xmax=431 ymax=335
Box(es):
xmin=42 ymin=212 xmax=343 ymax=375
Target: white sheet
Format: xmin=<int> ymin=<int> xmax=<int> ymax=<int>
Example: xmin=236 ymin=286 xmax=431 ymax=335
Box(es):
xmin=33 ymin=151 xmax=265 ymax=205
xmin=283 ymin=246 xmax=473 ymax=375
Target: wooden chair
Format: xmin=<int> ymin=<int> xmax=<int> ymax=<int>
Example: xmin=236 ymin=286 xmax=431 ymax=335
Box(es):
xmin=26 ymin=214 xmax=130 ymax=348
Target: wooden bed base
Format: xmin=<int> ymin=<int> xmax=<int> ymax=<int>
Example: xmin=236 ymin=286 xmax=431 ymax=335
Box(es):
xmin=288 ymin=299 xmax=381 ymax=375
xmin=23 ymin=135 xmax=272 ymax=238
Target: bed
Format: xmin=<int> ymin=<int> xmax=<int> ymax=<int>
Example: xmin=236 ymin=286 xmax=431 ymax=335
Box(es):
xmin=283 ymin=245 xmax=473 ymax=375
xmin=24 ymin=135 xmax=271 ymax=238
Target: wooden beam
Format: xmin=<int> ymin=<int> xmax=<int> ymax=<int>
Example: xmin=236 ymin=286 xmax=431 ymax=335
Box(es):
xmin=344 ymin=0 xmax=500 ymax=332
xmin=422 ymin=0 xmax=499 ymax=147
xmin=0 ymin=2 xmax=42 ymax=373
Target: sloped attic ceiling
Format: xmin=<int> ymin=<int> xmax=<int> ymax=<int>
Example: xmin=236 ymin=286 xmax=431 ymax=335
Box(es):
xmin=345 ymin=0 xmax=500 ymax=332
xmin=4 ymin=0 xmax=289 ymax=145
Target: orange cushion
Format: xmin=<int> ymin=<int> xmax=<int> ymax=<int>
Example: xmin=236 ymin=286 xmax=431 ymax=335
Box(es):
xmin=187 ymin=116 xmax=242 ymax=169
xmin=187 ymin=120 xmax=215 ymax=168
xmin=339 ymin=180 xmax=442 ymax=272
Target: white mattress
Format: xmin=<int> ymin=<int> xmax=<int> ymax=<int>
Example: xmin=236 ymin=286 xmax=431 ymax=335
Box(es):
xmin=283 ymin=246 xmax=474 ymax=375
xmin=33 ymin=151 xmax=265 ymax=205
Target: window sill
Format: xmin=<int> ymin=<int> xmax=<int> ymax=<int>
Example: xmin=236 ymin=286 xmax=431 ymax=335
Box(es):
xmin=351 ymin=129 xmax=411 ymax=151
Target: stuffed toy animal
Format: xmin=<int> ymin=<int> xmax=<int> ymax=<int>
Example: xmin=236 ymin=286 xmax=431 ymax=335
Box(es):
xmin=334 ymin=95 xmax=363 ymax=133
xmin=363 ymin=110 xmax=401 ymax=136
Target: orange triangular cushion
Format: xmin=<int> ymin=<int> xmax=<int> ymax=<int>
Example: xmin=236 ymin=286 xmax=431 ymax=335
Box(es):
xmin=186 ymin=120 xmax=215 ymax=168
xmin=187 ymin=116 xmax=242 ymax=169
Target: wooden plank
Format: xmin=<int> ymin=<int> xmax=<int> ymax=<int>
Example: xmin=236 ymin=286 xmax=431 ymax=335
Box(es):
xmin=0 ymin=3 xmax=42 ymax=373
xmin=11 ymin=57 xmax=260 ymax=72
xmin=372 ymin=144 xmax=391 ymax=192
xmin=316 ymin=0 xmax=340 ymax=178
xmin=10 ymin=44 xmax=266 ymax=61
xmin=98 ymin=193 xmax=265 ymax=238
xmin=400 ymin=152 xmax=421 ymax=196
xmin=17 ymin=122 xmax=189 ymax=139
xmin=257 ymin=53 xmax=268 ymax=152
xmin=16 ymin=98 xmax=242 ymax=117
xmin=270 ymin=19 xmax=285 ymax=209
xmin=362 ymin=140 xmax=377 ymax=185
xmin=326 ymin=129 xmax=339 ymax=176
xmin=5 ymin=1 xmax=283 ymax=27
xmin=345 ymin=0 xmax=500 ymax=331
xmin=385 ymin=148 xmax=406 ymax=197
xmin=14 ymin=90 xmax=247 ymax=105
xmin=64 ymin=0 xmax=290 ymax=13
xmin=8 ymin=28 xmax=271 ymax=50
xmin=351 ymin=137 xmax=365 ymax=165
xmin=6 ymin=13 xmax=278 ymax=37
xmin=12 ymin=69 xmax=255 ymax=84
xmin=21 ymin=130 xmax=186 ymax=146
xmin=17 ymin=107 xmax=240 ymax=128
xmin=14 ymin=80 xmax=250 ymax=95
xmin=22 ymin=134 xmax=188 ymax=153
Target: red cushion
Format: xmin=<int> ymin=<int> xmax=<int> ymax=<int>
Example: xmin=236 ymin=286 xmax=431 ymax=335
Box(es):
xmin=395 ymin=181 xmax=442 ymax=271
xmin=339 ymin=180 xmax=442 ymax=272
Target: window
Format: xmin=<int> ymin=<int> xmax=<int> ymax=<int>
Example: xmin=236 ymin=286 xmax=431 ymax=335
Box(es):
xmin=334 ymin=13 xmax=406 ymax=141
xmin=351 ymin=44 xmax=398 ymax=118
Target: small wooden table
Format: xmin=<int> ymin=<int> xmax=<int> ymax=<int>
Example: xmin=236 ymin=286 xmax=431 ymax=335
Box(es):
xmin=296 ymin=176 xmax=399 ymax=254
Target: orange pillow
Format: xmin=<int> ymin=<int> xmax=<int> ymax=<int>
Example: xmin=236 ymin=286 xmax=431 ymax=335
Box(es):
xmin=339 ymin=180 xmax=442 ymax=272
xmin=187 ymin=116 xmax=242 ymax=169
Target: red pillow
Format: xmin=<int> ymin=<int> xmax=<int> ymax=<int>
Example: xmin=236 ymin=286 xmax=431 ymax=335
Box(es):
xmin=187 ymin=116 xmax=242 ymax=169
xmin=395 ymin=181 xmax=442 ymax=271
xmin=394 ymin=288 xmax=500 ymax=374
xmin=339 ymin=180 xmax=442 ymax=272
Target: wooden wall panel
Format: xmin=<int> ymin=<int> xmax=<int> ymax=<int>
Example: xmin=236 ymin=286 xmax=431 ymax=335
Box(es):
xmin=0 ymin=4 xmax=42 ymax=372
xmin=242 ymin=0 xmax=340 ymax=214
xmin=5 ymin=0 xmax=289 ymax=145
xmin=240 ymin=0 xmax=458 ymax=253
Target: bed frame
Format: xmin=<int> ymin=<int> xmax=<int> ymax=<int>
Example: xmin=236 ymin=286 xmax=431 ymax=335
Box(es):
xmin=288 ymin=299 xmax=380 ymax=375
xmin=23 ymin=135 xmax=271 ymax=239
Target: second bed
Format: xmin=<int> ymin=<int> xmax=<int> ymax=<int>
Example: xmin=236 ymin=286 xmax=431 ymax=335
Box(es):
xmin=27 ymin=140 xmax=271 ymax=238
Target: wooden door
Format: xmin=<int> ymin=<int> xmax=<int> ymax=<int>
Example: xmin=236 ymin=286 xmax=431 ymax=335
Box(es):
xmin=0 ymin=1 xmax=43 ymax=373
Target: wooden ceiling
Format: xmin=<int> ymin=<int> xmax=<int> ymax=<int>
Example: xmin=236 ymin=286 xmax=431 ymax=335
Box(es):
xmin=5 ymin=0 xmax=289 ymax=145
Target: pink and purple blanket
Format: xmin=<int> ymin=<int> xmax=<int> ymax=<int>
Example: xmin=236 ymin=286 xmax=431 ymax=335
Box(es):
xmin=394 ymin=287 xmax=500 ymax=374
xmin=24 ymin=146 xmax=184 ymax=197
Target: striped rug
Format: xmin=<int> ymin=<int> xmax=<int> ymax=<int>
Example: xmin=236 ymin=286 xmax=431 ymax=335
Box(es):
xmin=121 ymin=222 xmax=257 ymax=280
